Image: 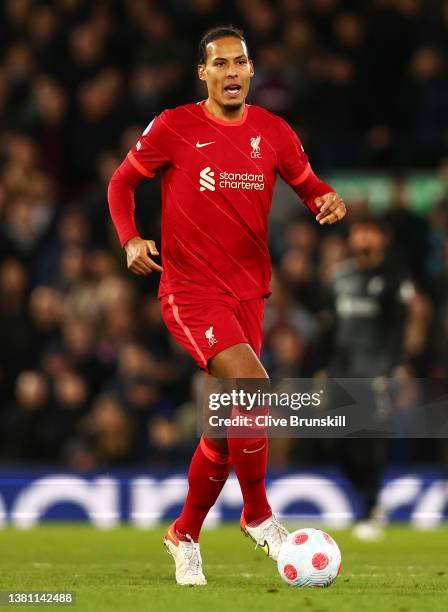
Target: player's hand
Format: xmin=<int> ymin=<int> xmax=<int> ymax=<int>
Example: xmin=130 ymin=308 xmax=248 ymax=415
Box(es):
xmin=124 ymin=237 xmax=163 ymax=275
xmin=315 ymin=192 xmax=347 ymax=225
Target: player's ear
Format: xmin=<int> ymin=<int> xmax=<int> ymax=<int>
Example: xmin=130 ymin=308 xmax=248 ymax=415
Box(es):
xmin=198 ymin=64 xmax=207 ymax=81
xmin=249 ymin=59 xmax=254 ymax=78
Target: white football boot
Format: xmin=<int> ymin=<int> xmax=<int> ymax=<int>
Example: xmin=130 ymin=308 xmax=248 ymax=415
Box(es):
xmin=240 ymin=512 xmax=289 ymax=561
xmin=164 ymin=522 xmax=207 ymax=585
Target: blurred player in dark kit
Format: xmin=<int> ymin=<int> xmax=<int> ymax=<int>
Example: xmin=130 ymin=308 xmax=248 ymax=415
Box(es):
xmin=328 ymin=217 xmax=413 ymax=378
xmin=323 ymin=216 xmax=415 ymax=540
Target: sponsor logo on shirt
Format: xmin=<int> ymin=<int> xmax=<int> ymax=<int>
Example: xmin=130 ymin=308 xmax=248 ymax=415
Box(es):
xmin=250 ymin=135 xmax=262 ymax=158
xmin=199 ymin=167 xmax=265 ymax=192
xmin=205 ymin=326 xmax=218 ymax=347
xmin=199 ymin=166 xmax=215 ymax=191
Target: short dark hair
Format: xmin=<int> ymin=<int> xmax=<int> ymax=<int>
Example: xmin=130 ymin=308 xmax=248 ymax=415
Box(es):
xmin=198 ymin=25 xmax=248 ymax=64
xmin=351 ymin=214 xmax=389 ymax=235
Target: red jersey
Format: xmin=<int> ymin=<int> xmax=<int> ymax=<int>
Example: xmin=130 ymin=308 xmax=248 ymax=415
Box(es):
xmin=126 ymin=101 xmax=317 ymax=300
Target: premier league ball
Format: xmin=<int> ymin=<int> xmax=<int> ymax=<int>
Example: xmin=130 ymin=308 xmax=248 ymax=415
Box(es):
xmin=277 ymin=528 xmax=342 ymax=587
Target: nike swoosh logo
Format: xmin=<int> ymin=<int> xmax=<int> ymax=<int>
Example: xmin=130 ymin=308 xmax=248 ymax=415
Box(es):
xmin=260 ymin=541 xmax=270 ymax=556
xmin=209 ymin=476 xmax=227 ymax=482
xmin=196 ymin=141 xmax=215 ymax=148
xmin=243 ymin=443 xmax=266 ymax=454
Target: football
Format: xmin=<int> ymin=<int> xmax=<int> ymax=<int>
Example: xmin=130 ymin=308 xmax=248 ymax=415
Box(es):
xmin=277 ymin=528 xmax=342 ymax=587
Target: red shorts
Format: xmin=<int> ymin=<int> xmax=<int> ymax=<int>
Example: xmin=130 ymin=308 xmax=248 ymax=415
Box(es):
xmin=160 ymin=292 xmax=264 ymax=371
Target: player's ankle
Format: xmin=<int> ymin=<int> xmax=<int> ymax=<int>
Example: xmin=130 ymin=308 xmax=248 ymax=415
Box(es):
xmin=174 ymin=521 xmax=199 ymax=542
xmin=245 ymin=510 xmax=273 ymax=527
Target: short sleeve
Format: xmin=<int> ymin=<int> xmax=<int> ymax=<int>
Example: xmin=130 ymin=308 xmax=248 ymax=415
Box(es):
xmin=276 ymin=119 xmax=312 ymax=186
xmin=127 ymin=111 xmax=172 ymax=177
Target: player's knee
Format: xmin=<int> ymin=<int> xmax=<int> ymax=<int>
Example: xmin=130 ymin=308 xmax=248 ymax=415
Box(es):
xmin=209 ymin=343 xmax=268 ymax=379
xmin=203 ymin=435 xmax=229 ymax=455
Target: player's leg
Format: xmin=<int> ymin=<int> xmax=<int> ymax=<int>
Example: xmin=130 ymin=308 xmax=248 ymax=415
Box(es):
xmin=160 ymin=293 xmax=237 ymax=584
xmin=209 ymin=342 xmax=271 ymax=522
xmin=164 ymin=428 xmax=229 ymax=585
xmin=174 ymin=426 xmax=230 ymax=541
xmin=209 ymin=342 xmax=288 ymax=560
xmin=160 ymin=292 xmax=285 ymax=581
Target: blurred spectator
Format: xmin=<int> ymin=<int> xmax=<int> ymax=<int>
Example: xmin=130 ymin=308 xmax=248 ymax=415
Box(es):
xmin=384 ymin=175 xmax=430 ymax=284
xmin=279 ymin=248 xmax=321 ymax=313
xmin=324 ymin=216 xmax=416 ymax=377
xmin=81 ymin=394 xmax=132 ymax=465
xmin=29 ymin=286 xmax=63 ymax=351
xmin=249 ymin=42 xmax=297 ymax=118
xmin=0 ymin=259 xmax=33 ymax=396
xmin=431 ymin=236 xmax=448 ymax=376
xmin=21 ymin=75 xmax=69 ymax=186
xmin=268 ymin=326 xmax=306 ymax=378
xmin=1 ymin=371 xmax=51 ymax=460
xmin=399 ymin=46 xmax=448 ymax=166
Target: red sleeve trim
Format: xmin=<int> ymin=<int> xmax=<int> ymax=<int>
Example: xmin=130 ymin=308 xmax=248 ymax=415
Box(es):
xmin=127 ymin=151 xmax=156 ymax=178
xmin=289 ymin=163 xmax=311 ymax=185
xmin=290 ymin=167 xmax=335 ymax=215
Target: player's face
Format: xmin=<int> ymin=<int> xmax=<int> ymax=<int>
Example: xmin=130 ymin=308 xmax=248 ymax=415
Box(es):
xmin=198 ymin=37 xmax=254 ymax=111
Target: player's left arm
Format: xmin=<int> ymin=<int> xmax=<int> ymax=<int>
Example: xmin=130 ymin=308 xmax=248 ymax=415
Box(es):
xmin=291 ymin=170 xmax=347 ymax=225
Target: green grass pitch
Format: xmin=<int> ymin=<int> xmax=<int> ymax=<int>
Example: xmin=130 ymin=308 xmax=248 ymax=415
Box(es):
xmin=0 ymin=525 xmax=447 ymax=611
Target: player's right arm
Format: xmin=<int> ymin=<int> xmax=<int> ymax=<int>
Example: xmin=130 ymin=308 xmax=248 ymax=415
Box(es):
xmin=107 ymin=112 xmax=172 ymax=275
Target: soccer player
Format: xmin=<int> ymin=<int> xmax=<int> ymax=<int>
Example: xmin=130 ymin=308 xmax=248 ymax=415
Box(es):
xmin=108 ymin=26 xmax=346 ymax=585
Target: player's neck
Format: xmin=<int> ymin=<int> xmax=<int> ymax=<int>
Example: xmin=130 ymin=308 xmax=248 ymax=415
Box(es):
xmin=204 ymin=98 xmax=246 ymax=122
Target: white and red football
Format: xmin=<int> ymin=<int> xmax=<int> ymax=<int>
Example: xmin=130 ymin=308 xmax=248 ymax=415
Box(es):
xmin=277 ymin=528 xmax=342 ymax=587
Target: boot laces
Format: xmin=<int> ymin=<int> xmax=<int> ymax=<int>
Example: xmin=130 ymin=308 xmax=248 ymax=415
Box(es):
xmin=255 ymin=515 xmax=288 ymax=550
xmin=180 ymin=534 xmax=203 ymax=576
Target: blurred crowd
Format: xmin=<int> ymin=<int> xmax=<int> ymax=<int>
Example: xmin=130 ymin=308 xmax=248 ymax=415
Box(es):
xmin=1 ymin=0 xmax=448 ymax=473
xmin=2 ymin=0 xmax=448 ymax=179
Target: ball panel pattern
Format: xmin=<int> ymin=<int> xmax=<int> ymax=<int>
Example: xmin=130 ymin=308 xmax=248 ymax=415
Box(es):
xmin=277 ymin=528 xmax=342 ymax=588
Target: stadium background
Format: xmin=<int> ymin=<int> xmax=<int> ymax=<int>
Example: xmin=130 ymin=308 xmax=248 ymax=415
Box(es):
xmin=0 ymin=0 xmax=447 ymax=527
